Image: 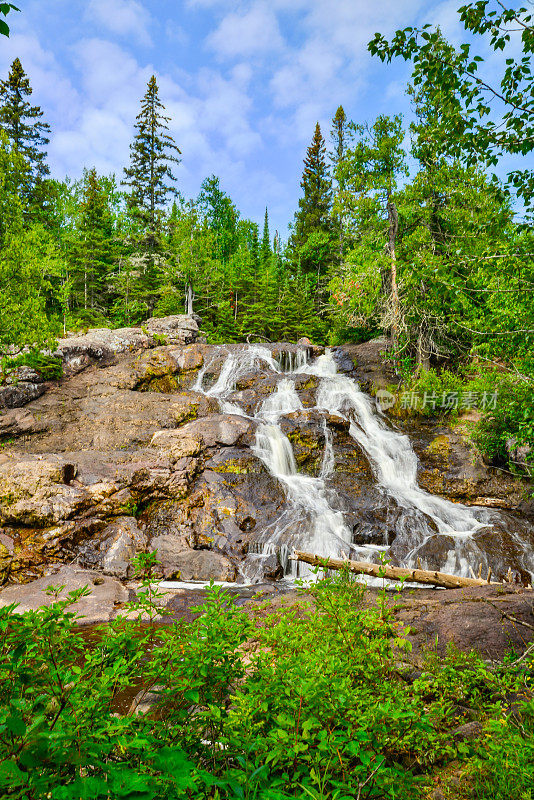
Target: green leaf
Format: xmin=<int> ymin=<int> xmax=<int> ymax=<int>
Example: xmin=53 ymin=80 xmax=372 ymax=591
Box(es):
xmin=184 ymin=688 xmax=200 ymax=704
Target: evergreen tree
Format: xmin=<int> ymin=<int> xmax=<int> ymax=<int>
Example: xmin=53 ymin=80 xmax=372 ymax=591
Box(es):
xmin=292 ymin=123 xmax=332 ymax=256
xmin=198 ymin=176 xmax=239 ymax=264
xmin=261 ymin=207 xmax=271 ymax=266
xmin=330 ymin=106 xmax=348 ymax=189
xmin=122 ymin=75 xmax=181 ymax=239
xmin=330 ymin=105 xmax=348 ymax=259
xmin=69 ymin=168 xmax=115 ymax=313
xmin=0 ymin=58 xmax=51 ymax=214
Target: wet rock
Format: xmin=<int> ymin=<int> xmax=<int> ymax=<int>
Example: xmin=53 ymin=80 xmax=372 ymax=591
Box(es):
xmin=0 ymin=566 xmax=128 ymax=625
xmin=235 ymin=371 xmax=279 ymax=394
xmin=408 ymin=419 xmax=534 ymax=515
xmin=131 ymin=344 xmax=205 ymax=392
xmin=294 ymin=374 xmax=320 ymax=408
xmin=279 ymin=411 xmax=326 ymax=475
xmin=150 ymin=535 xmax=236 ymax=581
xmin=262 ymin=552 xmax=284 ymax=581
xmin=205 ymin=448 xmax=265 ymax=475
xmin=296 ymin=337 xmax=324 ymax=357
xmin=178 ymin=466 xmax=287 ymax=561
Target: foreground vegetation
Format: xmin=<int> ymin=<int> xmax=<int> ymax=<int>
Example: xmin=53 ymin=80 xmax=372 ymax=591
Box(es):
xmin=0 ymin=559 xmax=532 ymax=799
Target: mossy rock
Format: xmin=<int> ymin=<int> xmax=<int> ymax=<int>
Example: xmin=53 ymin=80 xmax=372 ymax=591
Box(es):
xmin=141 ymin=375 xmax=179 ymax=393
xmin=424 ymin=435 xmax=451 ymax=467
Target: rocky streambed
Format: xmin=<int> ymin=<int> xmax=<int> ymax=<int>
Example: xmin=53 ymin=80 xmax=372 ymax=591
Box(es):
xmin=0 ymin=317 xmax=533 ymax=615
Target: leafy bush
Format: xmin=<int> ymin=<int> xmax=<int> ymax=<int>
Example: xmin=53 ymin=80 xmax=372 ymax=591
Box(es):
xmin=0 ymin=559 xmax=532 ymax=799
xmin=401 ymin=366 xmax=533 ymax=474
xmin=402 ymin=367 xmax=464 ymax=417
xmin=65 ymin=308 xmax=111 ymax=330
xmin=469 ymin=375 xmax=533 ymax=473
xmin=461 ymin=701 xmax=534 ymax=799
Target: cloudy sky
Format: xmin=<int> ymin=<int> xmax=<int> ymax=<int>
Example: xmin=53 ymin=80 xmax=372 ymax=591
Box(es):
xmin=0 ymin=0 xmax=529 ymax=234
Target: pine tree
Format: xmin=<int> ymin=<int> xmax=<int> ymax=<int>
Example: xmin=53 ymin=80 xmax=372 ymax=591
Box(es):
xmin=292 ymin=123 xmax=332 ymax=256
xmin=261 ymin=207 xmax=271 ymax=266
xmin=0 ymin=58 xmax=50 ymax=212
xmin=122 ymin=75 xmax=181 ymax=240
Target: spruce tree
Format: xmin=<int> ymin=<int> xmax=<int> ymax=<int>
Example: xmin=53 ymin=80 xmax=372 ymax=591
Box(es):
xmin=261 ymin=207 xmax=271 ymax=266
xmin=330 ymin=106 xmax=348 ymax=188
xmin=0 ymin=58 xmax=50 ymax=211
xmin=123 ymin=75 xmax=181 ymax=239
xmin=292 ymin=123 xmax=332 ymax=254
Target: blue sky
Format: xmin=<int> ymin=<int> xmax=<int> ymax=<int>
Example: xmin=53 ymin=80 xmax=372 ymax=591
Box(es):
xmin=0 ymin=0 xmax=530 ymax=235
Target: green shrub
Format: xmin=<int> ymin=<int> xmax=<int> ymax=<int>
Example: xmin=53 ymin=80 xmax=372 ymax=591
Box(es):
xmin=469 ymin=375 xmax=533 ymax=473
xmin=0 ymin=350 xmax=63 ymax=384
xmin=0 ymin=559 xmax=532 ymax=799
xmin=402 ymin=368 xmax=464 ymax=417
xmin=467 ymin=702 xmax=534 ymax=799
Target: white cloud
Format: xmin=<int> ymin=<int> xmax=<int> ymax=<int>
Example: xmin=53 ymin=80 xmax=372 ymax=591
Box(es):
xmin=0 ymin=33 xmax=79 ymax=127
xmin=207 ymin=2 xmax=284 ymax=59
xmin=85 ymin=0 xmax=153 ymax=47
xmin=165 ymin=20 xmax=188 ymax=46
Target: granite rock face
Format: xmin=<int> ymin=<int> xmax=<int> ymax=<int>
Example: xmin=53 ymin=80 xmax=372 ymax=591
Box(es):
xmin=0 ymin=315 xmax=201 ymax=410
xmin=0 ymin=337 xmax=344 ymax=586
xmin=0 ymin=331 xmax=532 ymax=601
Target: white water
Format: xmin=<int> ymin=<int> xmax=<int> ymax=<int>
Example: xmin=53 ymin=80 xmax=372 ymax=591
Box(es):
xmin=193 ymin=344 xmax=533 ymax=583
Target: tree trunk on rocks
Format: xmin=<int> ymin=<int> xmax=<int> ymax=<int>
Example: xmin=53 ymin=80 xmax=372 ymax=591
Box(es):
xmin=290 ymin=550 xmax=497 ymax=589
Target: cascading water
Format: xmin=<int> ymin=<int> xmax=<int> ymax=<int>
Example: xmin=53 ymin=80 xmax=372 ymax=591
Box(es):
xmin=193 ymin=344 xmax=534 ymax=584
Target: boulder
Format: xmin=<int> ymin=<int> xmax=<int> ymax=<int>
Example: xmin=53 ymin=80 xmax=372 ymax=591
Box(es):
xmin=334 ymin=337 xmax=398 ymax=391
xmin=55 ymin=316 xmax=200 ymax=378
xmin=145 ymin=314 xmax=199 ymax=345
xmin=166 ymin=414 xmax=256 ymax=448
xmin=0 ymin=382 xmax=48 ymax=410
xmin=150 ymin=535 xmax=236 ymax=581
xmin=99 ymin=516 xmax=147 ymax=579
xmin=0 ymin=566 xmax=128 ymax=624
xmin=131 ymin=344 xmax=205 ymax=392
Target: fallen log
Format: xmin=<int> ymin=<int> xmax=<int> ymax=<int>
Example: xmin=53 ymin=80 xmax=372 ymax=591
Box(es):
xmin=289 ymin=550 xmax=497 ymax=589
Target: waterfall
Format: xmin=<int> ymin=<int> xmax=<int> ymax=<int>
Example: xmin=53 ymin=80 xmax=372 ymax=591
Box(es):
xmin=194 ymin=345 xmax=279 ymax=396
xmin=192 ymin=343 xmax=533 ymax=584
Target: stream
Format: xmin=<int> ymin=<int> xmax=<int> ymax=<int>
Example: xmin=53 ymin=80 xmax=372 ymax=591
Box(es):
xmin=194 ymin=344 xmax=534 ymax=584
